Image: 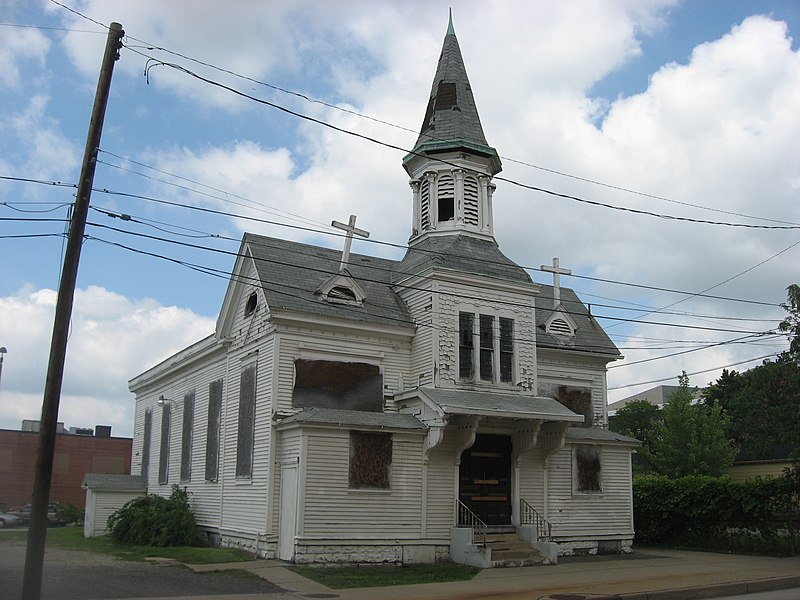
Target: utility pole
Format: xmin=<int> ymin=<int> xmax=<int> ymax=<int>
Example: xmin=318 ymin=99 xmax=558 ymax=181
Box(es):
xmin=22 ymin=22 xmax=124 ymax=600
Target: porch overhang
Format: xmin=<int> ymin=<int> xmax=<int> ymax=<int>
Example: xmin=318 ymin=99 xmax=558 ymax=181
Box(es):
xmin=401 ymin=387 xmax=584 ymax=424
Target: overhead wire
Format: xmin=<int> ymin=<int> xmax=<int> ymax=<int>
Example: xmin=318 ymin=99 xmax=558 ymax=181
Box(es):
xmin=2 ymin=173 xmax=786 ymax=311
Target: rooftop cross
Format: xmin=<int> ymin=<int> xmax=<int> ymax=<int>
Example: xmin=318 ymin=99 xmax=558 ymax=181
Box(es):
xmin=540 ymin=257 xmax=571 ymax=308
xmin=331 ymin=214 xmax=369 ymax=272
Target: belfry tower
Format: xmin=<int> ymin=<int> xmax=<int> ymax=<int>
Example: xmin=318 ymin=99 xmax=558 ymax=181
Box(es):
xmin=403 ymin=13 xmax=502 ymax=244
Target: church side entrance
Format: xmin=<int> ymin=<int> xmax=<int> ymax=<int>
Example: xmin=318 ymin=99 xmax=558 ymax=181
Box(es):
xmin=458 ymin=434 xmax=512 ymax=526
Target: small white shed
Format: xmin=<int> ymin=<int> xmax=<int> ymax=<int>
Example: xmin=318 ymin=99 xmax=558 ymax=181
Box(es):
xmin=82 ymin=474 xmax=146 ymax=538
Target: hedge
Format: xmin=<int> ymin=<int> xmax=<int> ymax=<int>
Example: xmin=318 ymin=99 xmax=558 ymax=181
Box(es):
xmin=633 ymin=471 xmax=799 ymax=554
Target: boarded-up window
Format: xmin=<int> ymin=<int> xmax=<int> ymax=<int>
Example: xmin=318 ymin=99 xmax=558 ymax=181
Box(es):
xmin=180 ymin=391 xmax=195 ymax=482
xmin=205 ymin=378 xmax=222 ymax=481
xmin=459 ymin=312 xmax=474 ymax=379
xmin=158 ymin=403 xmax=171 ymax=485
xmin=574 ymin=445 xmax=602 ymax=493
xmin=236 ymin=363 xmax=257 ymax=478
xmin=349 ymin=431 xmax=392 ymax=489
xmin=141 ymin=408 xmax=152 ymax=479
xmin=540 ymin=383 xmax=593 ymax=428
xmin=292 ymin=359 xmax=382 ymax=412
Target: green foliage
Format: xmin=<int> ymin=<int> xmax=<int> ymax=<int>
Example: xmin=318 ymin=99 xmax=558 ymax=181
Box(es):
xmin=649 ymin=373 xmax=736 ymax=477
xmin=779 ymin=283 xmax=800 ymax=357
xmin=610 ymin=399 xmax=663 ymax=473
xmin=107 ymin=485 xmax=206 ymax=547
xmin=60 ymin=503 xmax=84 ymax=525
xmin=633 ymin=468 xmax=800 ymax=554
xmin=703 ymin=356 xmax=800 ymax=460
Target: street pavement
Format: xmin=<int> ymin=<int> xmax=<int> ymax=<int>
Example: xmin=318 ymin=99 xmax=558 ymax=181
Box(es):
xmin=2 ymin=533 xmax=799 ymax=600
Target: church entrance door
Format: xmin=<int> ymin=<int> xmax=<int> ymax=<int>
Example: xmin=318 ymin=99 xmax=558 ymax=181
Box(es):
xmin=458 ymin=434 xmax=512 ymax=526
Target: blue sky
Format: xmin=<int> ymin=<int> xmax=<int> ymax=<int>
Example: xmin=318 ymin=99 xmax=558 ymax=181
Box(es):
xmin=1 ymin=0 xmax=799 ymax=436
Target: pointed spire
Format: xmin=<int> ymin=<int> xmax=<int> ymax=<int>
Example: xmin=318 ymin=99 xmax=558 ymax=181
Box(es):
xmin=403 ymin=12 xmax=501 ymax=175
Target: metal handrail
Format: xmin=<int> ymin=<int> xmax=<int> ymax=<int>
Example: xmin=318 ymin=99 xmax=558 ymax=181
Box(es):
xmin=456 ymin=499 xmax=488 ymax=547
xmin=520 ymin=498 xmax=552 ymax=541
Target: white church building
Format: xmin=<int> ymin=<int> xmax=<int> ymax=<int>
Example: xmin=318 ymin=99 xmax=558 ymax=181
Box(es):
xmin=128 ymin=16 xmax=639 ymax=566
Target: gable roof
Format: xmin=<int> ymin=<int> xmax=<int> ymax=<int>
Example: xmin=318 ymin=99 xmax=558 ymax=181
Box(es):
xmin=232 ymin=233 xmax=618 ymax=359
xmin=244 ymin=233 xmax=413 ymax=330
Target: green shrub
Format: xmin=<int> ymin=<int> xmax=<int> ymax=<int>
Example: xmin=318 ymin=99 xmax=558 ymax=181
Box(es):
xmin=633 ymin=469 xmax=799 ymax=554
xmin=107 ymin=485 xmax=206 ymax=547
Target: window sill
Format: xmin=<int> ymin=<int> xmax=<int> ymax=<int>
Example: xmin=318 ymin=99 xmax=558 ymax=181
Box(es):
xmin=347 ymin=488 xmax=392 ymax=494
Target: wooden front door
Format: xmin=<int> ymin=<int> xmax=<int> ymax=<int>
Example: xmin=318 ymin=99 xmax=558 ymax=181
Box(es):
xmin=458 ymin=434 xmax=512 ymax=526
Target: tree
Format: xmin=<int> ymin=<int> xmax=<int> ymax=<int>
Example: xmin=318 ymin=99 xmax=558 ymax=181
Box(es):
xmin=609 ymin=400 xmax=662 ymax=473
xmin=650 ymin=372 xmax=736 ymax=477
xmin=703 ymin=356 xmax=800 ymax=460
xmin=779 ymin=283 xmax=800 ymax=358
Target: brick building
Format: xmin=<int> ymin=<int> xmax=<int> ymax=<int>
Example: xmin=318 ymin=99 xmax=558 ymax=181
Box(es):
xmin=0 ymin=426 xmax=132 ymax=511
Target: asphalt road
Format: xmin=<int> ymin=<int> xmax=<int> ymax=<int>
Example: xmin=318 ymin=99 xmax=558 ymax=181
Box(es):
xmin=0 ymin=536 xmax=288 ymax=600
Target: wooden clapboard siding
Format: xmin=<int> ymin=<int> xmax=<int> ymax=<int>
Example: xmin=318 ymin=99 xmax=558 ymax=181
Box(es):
xmin=518 ymin=447 xmax=545 ymax=510
xmin=301 ymin=430 xmax=424 ymax=539
xmin=546 ymin=444 xmax=634 ymax=537
xmin=177 ymin=364 xmax=226 ymax=527
xmin=218 ymin=335 xmax=274 ymax=535
xmin=400 ymin=286 xmax=434 ymax=387
xmin=425 ymin=435 xmax=457 ymax=538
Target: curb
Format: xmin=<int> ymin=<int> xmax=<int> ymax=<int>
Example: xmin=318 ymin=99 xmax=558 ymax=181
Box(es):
xmin=618 ymin=575 xmax=800 ymax=600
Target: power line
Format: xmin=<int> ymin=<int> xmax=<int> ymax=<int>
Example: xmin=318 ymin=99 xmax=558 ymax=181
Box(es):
xmin=128 ymin=52 xmax=800 ymax=232
xmin=607 ymin=352 xmax=781 ymax=391
xmin=44 ymin=0 xmax=798 ymax=232
xmin=3 ymin=172 xmax=786 ymax=311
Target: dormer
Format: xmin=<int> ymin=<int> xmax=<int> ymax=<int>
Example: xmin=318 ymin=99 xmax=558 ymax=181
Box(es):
xmin=316 ymin=270 xmax=366 ymax=307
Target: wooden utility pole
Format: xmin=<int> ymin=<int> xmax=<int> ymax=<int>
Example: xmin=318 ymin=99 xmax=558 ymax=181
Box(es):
xmin=22 ymin=22 xmax=124 ymax=600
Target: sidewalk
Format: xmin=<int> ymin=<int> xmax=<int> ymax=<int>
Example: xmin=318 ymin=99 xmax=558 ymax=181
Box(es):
xmin=184 ymin=548 xmax=800 ymax=600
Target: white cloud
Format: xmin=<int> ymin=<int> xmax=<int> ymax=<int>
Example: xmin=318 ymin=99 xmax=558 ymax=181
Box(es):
xmin=0 ymin=286 xmax=215 ymax=436
xmin=12 ymin=0 xmax=796 ymax=410
xmin=2 ymin=95 xmax=81 ymax=180
xmin=0 ymin=13 xmax=50 ymax=88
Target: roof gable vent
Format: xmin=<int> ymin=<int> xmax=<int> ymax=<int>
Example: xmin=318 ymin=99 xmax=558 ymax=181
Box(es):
xmin=544 ymin=309 xmax=577 ymax=338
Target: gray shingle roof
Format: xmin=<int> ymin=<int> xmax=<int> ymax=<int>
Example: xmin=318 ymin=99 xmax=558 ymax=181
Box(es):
xmin=82 ymin=474 xmax=147 ymax=492
xmin=420 ymin=388 xmax=584 ymax=422
xmin=536 ymin=285 xmax=621 ymax=358
xmin=241 ymin=233 xmax=618 ymax=359
xmin=276 ymin=407 xmax=427 ymax=431
xmin=404 ymin=16 xmax=500 ymax=173
xmin=245 ymin=234 xmax=413 ymax=329
xmin=565 ymin=427 xmax=641 ymax=446
xmin=396 ymin=234 xmax=532 ymax=284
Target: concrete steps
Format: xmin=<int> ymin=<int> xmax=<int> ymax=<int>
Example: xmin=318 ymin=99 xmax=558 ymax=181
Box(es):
xmin=485 ymin=532 xmax=547 ymax=567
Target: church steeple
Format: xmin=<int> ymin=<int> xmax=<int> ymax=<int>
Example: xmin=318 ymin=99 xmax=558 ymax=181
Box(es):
xmin=404 ymin=13 xmax=502 ymax=244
